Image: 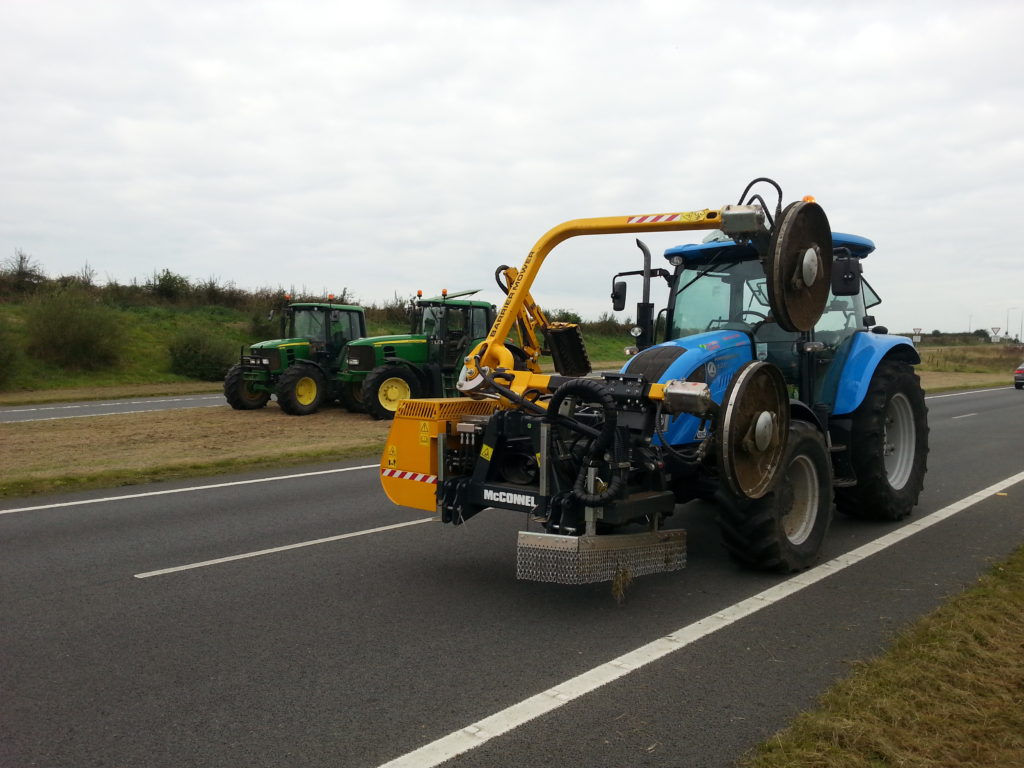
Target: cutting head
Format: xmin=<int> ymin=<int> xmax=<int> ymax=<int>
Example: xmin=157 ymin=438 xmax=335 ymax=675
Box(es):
xmin=716 ymin=361 xmax=790 ymax=500
xmin=766 ymin=201 xmax=833 ymax=332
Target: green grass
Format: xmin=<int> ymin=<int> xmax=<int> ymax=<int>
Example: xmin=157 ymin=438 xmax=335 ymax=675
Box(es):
xmin=0 ymin=303 xmax=256 ymax=392
xmin=917 ymin=344 xmax=1022 ymax=374
xmin=741 ymin=543 xmax=1024 ymax=767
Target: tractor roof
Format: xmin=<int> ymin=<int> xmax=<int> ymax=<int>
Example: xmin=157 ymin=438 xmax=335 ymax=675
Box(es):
xmin=417 ymin=289 xmax=491 ymax=308
xmin=288 ymin=302 xmax=363 ymax=312
xmin=663 ymin=232 xmax=875 ymax=266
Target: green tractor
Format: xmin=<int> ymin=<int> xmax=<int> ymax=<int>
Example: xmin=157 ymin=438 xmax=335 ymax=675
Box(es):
xmin=224 ymin=301 xmax=367 ymax=415
xmin=339 ymin=290 xmax=496 ymax=420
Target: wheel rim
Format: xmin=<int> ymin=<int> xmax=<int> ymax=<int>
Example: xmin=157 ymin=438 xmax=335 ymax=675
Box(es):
xmin=378 ymin=377 xmax=411 ymax=411
xmin=295 ymin=376 xmax=318 ymax=406
xmin=883 ymin=392 xmax=915 ymax=490
xmin=782 ymin=454 xmax=819 ymax=545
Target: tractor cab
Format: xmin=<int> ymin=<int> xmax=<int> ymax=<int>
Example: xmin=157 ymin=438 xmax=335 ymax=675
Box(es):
xmin=283 ymin=302 xmax=367 ymax=364
xmin=412 ymin=291 xmax=494 ymax=368
xmin=654 ymin=232 xmax=881 ymax=407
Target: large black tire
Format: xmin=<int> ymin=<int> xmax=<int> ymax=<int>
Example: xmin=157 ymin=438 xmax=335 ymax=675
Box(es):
xmin=337 ymin=380 xmax=367 ymax=413
xmin=276 ymin=364 xmax=326 ymax=416
xmin=835 ymin=360 xmax=928 ymax=521
xmin=223 ymin=364 xmax=270 ymax=410
xmin=362 ymin=366 xmax=421 ymax=421
xmin=716 ymin=420 xmax=833 ymax=572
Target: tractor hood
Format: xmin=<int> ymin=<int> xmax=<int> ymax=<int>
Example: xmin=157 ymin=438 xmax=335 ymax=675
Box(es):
xmin=251 ymin=337 xmax=310 ymax=351
xmin=622 ymin=330 xmax=755 ymax=445
xmin=346 ymin=334 xmax=424 ymax=347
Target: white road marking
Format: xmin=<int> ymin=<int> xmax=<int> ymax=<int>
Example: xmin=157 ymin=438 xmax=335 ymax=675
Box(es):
xmin=0 ymin=465 xmax=378 ymax=516
xmin=133 ymin=518 xmax=433 ymax=578
xmin=2 ymin=395 xmax=222 ymax=413
xmin=5 ymin=404 xmax=225 ymax=423
xmin=952 ymin=413 xmax=977 ymax=420
xmin=925 ymin=387 xmax=1009 ymax=399
xmin=375 ymin=469 xmax=1024 ymax=768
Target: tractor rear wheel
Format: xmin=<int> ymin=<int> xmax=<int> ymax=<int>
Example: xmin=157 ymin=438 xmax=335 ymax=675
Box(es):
xmin=224 ymin=364 xmax=270 ymax=410
xmin=337 ymin=381 xmax=366 ymax=413
xmin=277 ymin=364 xmax=326 ymax=416
xmin=716 ymin=420 xmax=833 ymax=572
xmin=836 ymin=360 xmax=928 ymax=521
xmin=362 ymin=366 xmax=421 ymax=420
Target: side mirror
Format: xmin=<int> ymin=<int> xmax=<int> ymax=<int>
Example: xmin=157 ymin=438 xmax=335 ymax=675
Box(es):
xmin=611 ymin=281 xmax=627 ymax=312
xmin=832 ymin=254 xmax=862 ymax=297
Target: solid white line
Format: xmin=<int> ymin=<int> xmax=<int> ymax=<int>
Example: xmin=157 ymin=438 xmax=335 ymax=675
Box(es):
xmin=925 ymin=387 xmax=1009 ymax=400
xmin=952 ymin=413 xmax=977 ymax=420
xmin=2 ymin=395 xmax=222 ymax=413
xmin=0 ymin=465 xmax=379 ymax=516
xmin=3 ymin=404 xmax=224 ymax=423
xmin=376 ymin=469 xmax=1024 ymax=768
xmin=133 ymin=518 xmax=433 ymax=578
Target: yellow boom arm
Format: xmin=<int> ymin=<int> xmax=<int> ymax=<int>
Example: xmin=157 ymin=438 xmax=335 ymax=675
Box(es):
xmin=461 ymin=207 xmax=726 ymax=403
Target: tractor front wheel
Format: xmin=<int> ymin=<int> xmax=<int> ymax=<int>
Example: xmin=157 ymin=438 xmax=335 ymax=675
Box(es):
xmin=716 ymin=420 xmax=833 ymax=572
xmin=277 ymin=365 xmax=326 ymax=416
xmin=337 ymin=381 xmax=367 ymax=413
xmin=836 ymin=360 xmax=928 ymax=521
xmin=224 ymin=364 xmax=270 ymax=410
xmin=362 ymin=367 xmax=421 ymax=420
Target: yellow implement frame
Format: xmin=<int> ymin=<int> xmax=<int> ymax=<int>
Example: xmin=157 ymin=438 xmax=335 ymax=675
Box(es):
xmin=465 ymin=207 xmax=725 ymax=403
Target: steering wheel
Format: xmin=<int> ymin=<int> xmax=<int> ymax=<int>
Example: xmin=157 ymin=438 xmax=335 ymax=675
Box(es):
xmin=706 ymin=310 xmax=768 ymax=332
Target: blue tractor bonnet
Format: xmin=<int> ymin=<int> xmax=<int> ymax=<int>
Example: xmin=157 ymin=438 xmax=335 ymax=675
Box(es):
xmin=664 ymin=232 xmax=875 ymax=264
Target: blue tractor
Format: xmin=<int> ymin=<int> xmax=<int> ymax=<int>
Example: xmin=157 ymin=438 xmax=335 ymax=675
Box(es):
xmin=379 ymin=179 xmax=929 ymax=583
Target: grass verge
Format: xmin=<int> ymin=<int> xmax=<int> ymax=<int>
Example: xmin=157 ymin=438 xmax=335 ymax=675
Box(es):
xmin=740 ymin=544 xmax=1024 ymax=768
xmin=0 ymin=405 xmax=389 ymax=498
xmin=1 ymin=369 xmax=1015 ymax=499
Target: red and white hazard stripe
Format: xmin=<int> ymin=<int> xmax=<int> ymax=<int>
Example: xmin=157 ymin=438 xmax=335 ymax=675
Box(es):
xmin=627 ymin=213 xmax=681 ymax=224
xmin=381 ymin=468 xmax=438 ymax=484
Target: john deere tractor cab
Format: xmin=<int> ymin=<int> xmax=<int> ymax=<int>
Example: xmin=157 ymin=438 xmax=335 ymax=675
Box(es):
xmin=378 ymin=178 xmax=929 ymax=586
xmin=338 ymin=291 xmax=496 ymax=420
xmin=224 ymin=301 xmax=367 ymax=415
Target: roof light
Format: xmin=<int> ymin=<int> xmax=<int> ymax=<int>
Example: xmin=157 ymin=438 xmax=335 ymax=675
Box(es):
xmin=417 ymin=289 xmax=423 ymax=297
xmin=284 ymin=293 xmax=292 ymax=300
xmin=802 ymin=195 xmax=816 ymax=203
xmin=328 ymin=293 xmax=335 ymax=300
xmin=442 ymin=288 xmax=448 ymax=297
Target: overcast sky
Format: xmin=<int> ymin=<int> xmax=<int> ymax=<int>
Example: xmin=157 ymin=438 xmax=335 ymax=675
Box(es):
xmin=2 ymin=1 xmax=1022 ymax=336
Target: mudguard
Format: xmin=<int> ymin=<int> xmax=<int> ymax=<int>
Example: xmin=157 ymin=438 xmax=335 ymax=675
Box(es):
xmin=621 ymin=330 xmax=754 ymax=445
xmin=830 ymin=332 xmax=920 ymax=416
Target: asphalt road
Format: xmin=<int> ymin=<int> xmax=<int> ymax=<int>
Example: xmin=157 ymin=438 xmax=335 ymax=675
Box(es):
xmin=0 ymin=394 xmax=225 ymax=423
xmin=2 ymin=387 xmax=1022 ymax=768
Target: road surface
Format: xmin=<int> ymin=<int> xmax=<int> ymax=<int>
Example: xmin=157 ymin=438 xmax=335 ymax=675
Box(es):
xmin=2 ymin=387 xmax=1022 ymax=767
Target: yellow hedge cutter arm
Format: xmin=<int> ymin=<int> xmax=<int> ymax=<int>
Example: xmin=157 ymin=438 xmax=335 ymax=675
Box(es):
xmin=457 ymin=207 xmax=726 ymax=404
xmin=381 ymin=205 xmax=732 ymax=512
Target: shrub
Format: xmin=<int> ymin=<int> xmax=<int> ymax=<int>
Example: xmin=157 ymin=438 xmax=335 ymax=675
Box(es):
xmin=146 ymin=269 xmax=192 ymax=302
xmin=168 ymin=329 xmax=238 ymax=380
xmin=0 ymin=314 xmax=23 ymax=388
xmin=24 ymin=286 xmax=121 ymax=370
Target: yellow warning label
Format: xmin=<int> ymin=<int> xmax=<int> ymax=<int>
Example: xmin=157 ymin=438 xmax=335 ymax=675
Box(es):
xmin=386 ymin=457 xmax=397 ymax=468
xmin=480 ymin=444 xmax=493 ymax=461
xmin=420 ymin=422 xmax=430 ymax=434
xmin=387 ymin=446 xmax=397 ymax=457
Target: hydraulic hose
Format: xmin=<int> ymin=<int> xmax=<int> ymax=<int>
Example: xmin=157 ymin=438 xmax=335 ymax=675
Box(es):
xmin=546 ymin=377 xmax=617 ymax=454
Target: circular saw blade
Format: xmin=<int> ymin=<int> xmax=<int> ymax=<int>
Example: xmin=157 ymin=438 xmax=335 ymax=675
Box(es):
xmin=766 ymin=201 xmax=833 ymax=332
xmin=716 ymin=361 xmax=790 ymax=500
